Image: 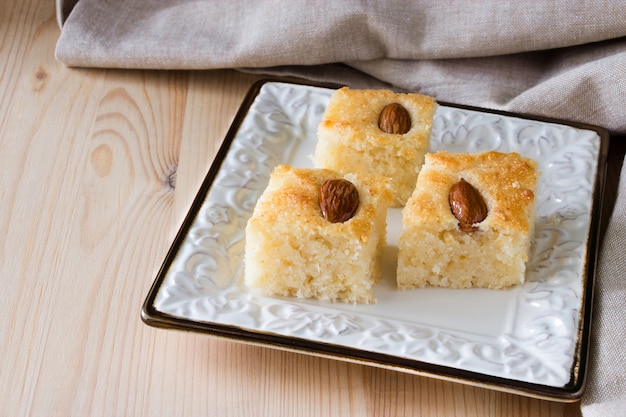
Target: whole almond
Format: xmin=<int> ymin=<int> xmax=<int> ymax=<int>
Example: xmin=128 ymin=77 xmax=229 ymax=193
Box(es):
xmin=449 ymin=178 xmax=488 ymax=232
xmin=320 ymin=178 xmax=359 ymax=223
xmin=378 ymin=103 xmax=411 ymax=134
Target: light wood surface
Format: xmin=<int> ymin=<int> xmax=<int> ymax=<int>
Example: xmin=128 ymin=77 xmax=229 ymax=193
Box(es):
xmin=0 ymin=1 xmax=590 ymax=416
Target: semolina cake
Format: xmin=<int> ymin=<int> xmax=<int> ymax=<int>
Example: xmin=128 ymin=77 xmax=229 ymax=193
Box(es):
xmin=313 ymin=87 xmax=437 ymax=207
xmin=244 ymin=164 xmax=393 ymax=304
xmin=397 ymin=151 xmax=538 ymax=290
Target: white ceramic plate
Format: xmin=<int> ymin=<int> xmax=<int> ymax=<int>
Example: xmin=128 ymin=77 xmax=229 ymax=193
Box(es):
xmin=142 ymin=80 xmax=608 ymax=401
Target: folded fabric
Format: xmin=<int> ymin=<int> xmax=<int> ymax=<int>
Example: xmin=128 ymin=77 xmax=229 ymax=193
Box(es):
xmin=581 ymin=165 xmax=626 ymax=416
xmin=55 ymin=1 xmax=626 ymax=415
xmin=55 ymin=0 xmax=626 ymax=134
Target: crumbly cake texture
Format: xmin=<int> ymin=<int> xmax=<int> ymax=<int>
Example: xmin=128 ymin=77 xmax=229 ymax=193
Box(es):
xmin=397 ymin=151 xmax=538 ymax=290
xmin=313 ymin=87 xmax=437 ymax=207
xmin=244 ymin=164 xmax=393 ymax=304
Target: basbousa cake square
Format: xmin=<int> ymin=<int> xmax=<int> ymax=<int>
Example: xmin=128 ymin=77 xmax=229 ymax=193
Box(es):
xmin=313 ymin=87 xmax=437 ymax=207
xmin=397 ymin=151 xmax=538 ymax=290
xmin=244 ymin=164 xmax=393 ymax=304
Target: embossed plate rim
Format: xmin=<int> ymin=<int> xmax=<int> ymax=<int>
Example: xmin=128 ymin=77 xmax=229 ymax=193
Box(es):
xmin=141 ymin=79 xmax=609 ymax=402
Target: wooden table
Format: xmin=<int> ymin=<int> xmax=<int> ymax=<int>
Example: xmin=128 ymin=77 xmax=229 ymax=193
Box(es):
xmin=5 ymin=1 xmax=623 ymax=416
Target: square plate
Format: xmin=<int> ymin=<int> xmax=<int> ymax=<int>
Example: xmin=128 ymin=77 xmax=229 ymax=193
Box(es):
xmin=141 ymin=80 xmax=609 ymax=401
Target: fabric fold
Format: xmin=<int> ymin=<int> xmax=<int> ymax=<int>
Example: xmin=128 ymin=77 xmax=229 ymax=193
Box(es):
xmin=55 ymin=0 xmax=626 ymax=134
xmin=581 ymin=164 xmax=626 ymax=416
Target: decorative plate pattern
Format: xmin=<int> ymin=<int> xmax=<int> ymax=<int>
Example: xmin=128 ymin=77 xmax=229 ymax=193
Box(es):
xmin=143 ymin=81 xmax=606 ymax=400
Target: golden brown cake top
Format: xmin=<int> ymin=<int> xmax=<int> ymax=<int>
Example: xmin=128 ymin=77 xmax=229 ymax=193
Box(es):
xmin=249 ymin=164 xmax=393 ymax=242
xmin=404 ymin=151 xmax=538 ymax=232
xmin=318 ymin=87 xmax=437 ymax=155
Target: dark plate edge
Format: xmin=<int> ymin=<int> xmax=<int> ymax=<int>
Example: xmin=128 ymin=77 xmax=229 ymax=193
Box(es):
xmin=140 ymin=77 xmax=611 ymax=403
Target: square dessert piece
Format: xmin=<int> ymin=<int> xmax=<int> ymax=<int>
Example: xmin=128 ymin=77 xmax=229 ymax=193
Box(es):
xmin=313 ymin=87 xmax=437 ymax=207
xmin=397 ymin=151 xmax=538 ymax=290
xmin=244 ymin=164 xmax=393 ymax=304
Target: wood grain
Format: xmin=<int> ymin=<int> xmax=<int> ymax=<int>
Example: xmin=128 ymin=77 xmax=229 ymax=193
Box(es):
xmin=0 ymin=0 xmax=584 ymax=415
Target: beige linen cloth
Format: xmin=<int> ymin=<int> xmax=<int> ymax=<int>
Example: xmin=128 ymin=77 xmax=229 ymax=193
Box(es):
xmin=55 ymin=1 xmax=625 ymax=414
